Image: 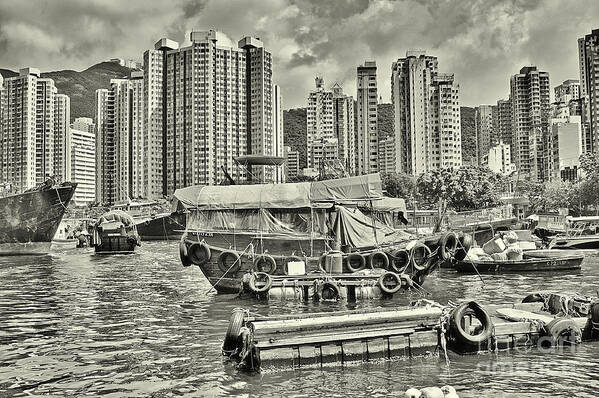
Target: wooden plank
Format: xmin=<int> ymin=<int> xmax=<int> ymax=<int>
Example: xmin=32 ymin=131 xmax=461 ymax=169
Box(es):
xmin=256 ymin=326 xmax=416 ymax=349
xmin=495 ymin=308 xmax=554 ymax=324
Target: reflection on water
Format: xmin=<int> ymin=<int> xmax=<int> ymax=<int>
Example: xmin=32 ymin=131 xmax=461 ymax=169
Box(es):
xmin=1 ymin=242 xmax=598 ymax=397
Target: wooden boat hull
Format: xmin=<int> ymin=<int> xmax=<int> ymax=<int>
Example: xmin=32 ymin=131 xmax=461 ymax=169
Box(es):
xmin=454 ymin=254 xmax=584 ymax=273
xmin=94 ymin=235 xmax=138 ymax=254
xmin=51 ymin=238 xmax=78 ymax=250
xmin=549 ymin=235 xmax=599 ymax=250
xmin=0 ymin=183 xmax=76 ymax=255
xmin=183 ymin=231 xmax=439 ymax=295
xmin=136 ymin=212 xmax=186 ymax=241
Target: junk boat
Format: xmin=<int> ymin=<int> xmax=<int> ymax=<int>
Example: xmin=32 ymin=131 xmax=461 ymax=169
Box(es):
xmin=91 ymin=210 xmax=141 ymax=254
xmin=175 ymin=174 xmax=464 ymax=296
xmin=135 ymin=211 xmax=186 ymax=241
xmin=0 ymin=179 xmax=77 ymax=255
xmin=222 ymin=292 xmax=599 ymax=371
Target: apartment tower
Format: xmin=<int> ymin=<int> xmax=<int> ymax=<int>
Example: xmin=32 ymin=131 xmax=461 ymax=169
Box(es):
xmin=510 ymin=66 xmax=551 ymax=181
xmin=356 ymin=61 xmax=378 ymax=175
xmin=578 ymin=29 xmax=599 ymax=152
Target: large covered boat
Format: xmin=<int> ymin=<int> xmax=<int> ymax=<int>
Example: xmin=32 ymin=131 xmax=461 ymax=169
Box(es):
xmin=175 ymin=174 xmax=457 ymax=295
xmin=91 ymin=210 xmax=141 ymax=254
xmin=135 ymin=211 xmax=186 ymax=241
xmin=0 ymin=180 xmax=77 ymax=255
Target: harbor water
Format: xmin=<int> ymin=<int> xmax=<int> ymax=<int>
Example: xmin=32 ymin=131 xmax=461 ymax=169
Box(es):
xmin=1 ymin=241 xmax=598 ymax=397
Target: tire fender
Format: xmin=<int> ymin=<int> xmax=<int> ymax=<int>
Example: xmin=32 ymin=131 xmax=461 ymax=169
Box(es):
xmin=188 ymin=242 xmax=211 ymax=266
xmin=438 ymin=231 xmax=459 ymax=261
xmin=253 ymin=254 xmax=277 ymax=274
xmin=454 ymin=234 xmax=473 ymax=261
xmin=448 ymin=301 xmax=493 ymax=351
xmin=249 ymin=272 xmax=273 ymax=293
xmin=346 ymin=253 xmax=366 ymax=272
xmin=369 ymin=251 xmax=389 ymax=269
xmin=218 ymin=250 xmax=242 ymax=275
xmin=222 ymin=309 xmax=245 ymax=355
xmin=378 ymin=272 xmax=402 ymax=294
xmin=179 ymin=240 xmax=192 ymax=267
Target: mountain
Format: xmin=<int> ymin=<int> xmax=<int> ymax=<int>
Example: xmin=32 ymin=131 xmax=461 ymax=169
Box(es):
xmin=283 ymin=107 xmax=307 ymax=169
xmin=460 ymin=106 xmax=476 ymax=164
xmin=0 ymin=62 xmax=134 ymax=120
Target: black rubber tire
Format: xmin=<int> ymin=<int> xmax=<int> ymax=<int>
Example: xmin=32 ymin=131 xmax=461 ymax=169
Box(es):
xmin=346 ymin=253 xmax=366 ymax=272
xmin=253 ymin=255 xmax=277 ymax=274
xmin=454 ymin=234 xmax=473 ymax=261
xmin=448 ymin=301 xmax=493 ymax=351
xmin=318 ymin=281 xmax=341 ymax=301
xmin=378 ymin=272 xmax=402 ymax=294
xmin=590 ymin=301 xmax=599 ymax=338
xmin=390 ymin=249 xmax=410 ymax=273
xmin=543 ymin=318 xmax=582 ymax=347
xmin=222 ymin=310 xmax=245 ymax=354
xmin=188 ymin=242 xmax=211 ymax=266
xmin=369 ymin=251 xmax=389 ymax=269
xmin=179 ymin=240 xmax=192 ymax=267
xmin=410 ymin=243 xmax=432 ymax=271
xmin=438 ymin=231 xmax=459 ymax=261
xmin=249 ymin=272 xmax=273 ymax=293
xmin=284 ymin=256 xmax=303 ymax=275
xmin=218 ymin=250 xmax=242 ymax=275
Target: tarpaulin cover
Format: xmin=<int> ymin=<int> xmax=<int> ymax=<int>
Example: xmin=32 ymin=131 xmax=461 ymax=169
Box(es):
xmin=186 ymin=208 xmax=328 ymax=236
xmin=95 ymin=210 xmax=135 ymax=227
xmin=333 ymin=206 xmax=412 ymax=249
xmin=172 ymin=173 xmax=384 ymax=210
xmin=356 ymin=197 xmax=407 ymax=213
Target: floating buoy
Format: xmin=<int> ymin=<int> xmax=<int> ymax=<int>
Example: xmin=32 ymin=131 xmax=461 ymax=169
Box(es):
xmin=420 ymin=387 xmax=444 ymax=398
xmin=404 ymin=388 xmax=421 ymax=398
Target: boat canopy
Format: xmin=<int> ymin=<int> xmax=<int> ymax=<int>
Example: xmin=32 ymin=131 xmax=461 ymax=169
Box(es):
xmin=172 ymin=174 xmax=385 ymax=211
xmin=95 ymin=210 xmax=135 ymax=227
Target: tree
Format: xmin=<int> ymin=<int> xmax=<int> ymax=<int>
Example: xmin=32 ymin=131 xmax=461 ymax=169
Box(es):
xmin=381 ymin=172 xmax=416 ymax=199
xmin=416 ymin=167 xmax=508 ymax=211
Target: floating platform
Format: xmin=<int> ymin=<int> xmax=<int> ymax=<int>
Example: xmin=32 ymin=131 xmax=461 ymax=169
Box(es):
xmin=222 ymin=293 xmax=599 ymax=371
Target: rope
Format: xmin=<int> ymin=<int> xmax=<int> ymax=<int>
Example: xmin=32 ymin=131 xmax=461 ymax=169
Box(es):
xmin=206 ymin=242 xmax=255 ymax=294
xmin=456 ymin=236 xmax=484 ymax=286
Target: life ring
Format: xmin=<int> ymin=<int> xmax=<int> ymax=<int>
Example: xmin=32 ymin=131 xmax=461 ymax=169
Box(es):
xmin=369 ymin=251 xmax=389 ymax=269
xmin=454 ymin=234 xmax=473 ymax=261
xmin=346 ymin=253 xmax=366 ymax=272
xmin=390 ymin=249 xmax=410 ymax=273
xmin=222 ymin=309 xmax=245 ymax=355
xmin=248 ymin=272 xmax=273 ymax=293
xmin=188 ymin=242 xmax=211 ymax=266
xmin=218 ymin=250 xmax=242 ymax=275
xmin=448 ymin=301 xmax=493 ymax=351
xmin=378 ymin=272 xmax=402 ymax=294
xmin=179 ymin=240 xmax=192 ymax=267
xmin=542 ymin=318 xmax=582 ymax=347
xmin=318 ymin=281 xmax=341 ymax=301
xmin=253 ymin=254 xmax=277 ymax=274
xmin=284 ymin=256 xmax=303 ymax=275
xmin=438 ymin=231 xmax=459 ymax=261
xmin=410 ymin=242 xmax=432 ymax=271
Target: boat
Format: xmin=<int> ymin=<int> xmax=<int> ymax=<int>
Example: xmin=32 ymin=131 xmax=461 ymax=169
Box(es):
xmin=0 ymin=180 xmax=77 ymax=255
xmin=454 ymin=250 xmax=584 ymax=273
xmin=91 ymin=210 xmax=141 ymax=254
xmin=135 ymin=211 xmax=186 ymax=241
xmin=175 ymin=174 xmax=457 ymax=294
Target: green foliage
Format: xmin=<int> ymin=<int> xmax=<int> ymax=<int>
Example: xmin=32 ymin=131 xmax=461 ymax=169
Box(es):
xmin=381 ymin=172 xmax=416 ymax=199
xmin=286 ymin=174 xmax=315 ymax=183
xmin=460 ymin=107 xmax=476 ymax=164
xmin=578 ymin=152 xmax=599 ymax=210
xmin=416 ymin=167 xmax=507 ymax=211
xmin=283 ymin=108 xmax=307 ymax=169
xmin=377 ymin=103 xmax=394 ymax=139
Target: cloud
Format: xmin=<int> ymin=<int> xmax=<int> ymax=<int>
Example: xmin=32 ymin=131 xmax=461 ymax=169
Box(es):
xmin=0 ymin=0 xmax=598 ymax=109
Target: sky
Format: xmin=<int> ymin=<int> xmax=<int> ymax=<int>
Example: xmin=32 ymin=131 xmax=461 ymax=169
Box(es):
xmin=1 ymin=0 xmax=598 ymax=109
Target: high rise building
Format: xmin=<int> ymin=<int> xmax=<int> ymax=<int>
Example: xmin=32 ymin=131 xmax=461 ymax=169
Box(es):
xmin=550 ymin=116 xmax=582 ymax=181
xmin=70 ymin=125 xmax=96 ymax=205
xmin=284 ymin=146 xmax=300 ymax=179
xmin=391 ymin=51 xmax=461 ymax=175
xmin=554 ymin=79 xmax=580 ymax=103
xmin=496 ymin=98 xmax=513 ymax=152
xmin=356 ymin=61 xmax=378 ymax=175
xmin=487 ymin=143 xmax=516 ymax=176
xmin=272 ymin=84 xmax=285 ymax=183
xmin=578 ymin=29 xmax=599 ymax=152
xmin=144 ymin=38 xmax=178 ymax=199
xmin=35 ymin=78 xmax=56 ymax=183
xmin=306 ymin=78 xmax=355 ymax=175
xmin=94 ymin=73 xmax=144 ymax=205
xmin=0 ymin=69 xmax=40 ymax=194
xmin=54 ymin=94 xmax=71 ymax=182
xmin=510 ymin=66 xmax=551 ymax=181
xmin=475 ymin=105 xmax=495 ymax=166
xmin=160 ymin=30 xmax=278 ymax=190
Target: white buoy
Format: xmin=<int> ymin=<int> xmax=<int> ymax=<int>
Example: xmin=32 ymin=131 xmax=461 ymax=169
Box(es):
xmin=420 ymin=386 xmax=444 ymax=398
xmin=441 ymin=385 xmax=459 ymax=398
xmin=404 ymin=388 xmax=422 ymax=398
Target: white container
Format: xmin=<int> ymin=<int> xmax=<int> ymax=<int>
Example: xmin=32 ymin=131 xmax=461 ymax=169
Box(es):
xmin=287 ymin=260 xmax=306 ymax=275
xmin=483 ymin=238 xmax=507 ymax=255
